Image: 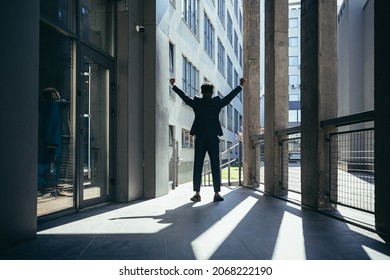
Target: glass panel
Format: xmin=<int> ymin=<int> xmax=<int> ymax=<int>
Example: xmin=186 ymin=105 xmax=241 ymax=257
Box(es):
xmin=38 ymin=22 xmax=75 ymax=216
xmin=81 ymin=56 xmax=110 ymax=200
xmin=41 ymin=0 xmax=76 ymax=32
xmin=80 ymin=0 xmax=114 ymax=55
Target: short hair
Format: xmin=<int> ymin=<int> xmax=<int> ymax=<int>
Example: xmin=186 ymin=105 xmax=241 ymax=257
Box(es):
xmin=41 ymin=87 xmax=61 ymax=100
xmin=201 ymin=82 xmax=214 ymax=94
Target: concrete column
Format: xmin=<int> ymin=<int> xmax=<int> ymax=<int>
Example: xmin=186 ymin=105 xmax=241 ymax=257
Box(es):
xmin=301 ymin=0 xmax=338 ymax=209
xmin=143 ymin=0 xmax=170 ymax=198
xmin=116 ymin=0 xmax=145 ymax=202
xmin=374 ymin=0 xmax=390 ymax=239
xmin=0 ymin=1 xmax=39 ymax=249
xmin=243 ymin=0 xmax=261 ymax=187
xmin=264 ymin=0 xmax=289 ymax=196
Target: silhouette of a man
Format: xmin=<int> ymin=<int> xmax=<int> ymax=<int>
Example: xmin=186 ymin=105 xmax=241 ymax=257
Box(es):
xmin=170 ymin=77 xmax=247 ymax=202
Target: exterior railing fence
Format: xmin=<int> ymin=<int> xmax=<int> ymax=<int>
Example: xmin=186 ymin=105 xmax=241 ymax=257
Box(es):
xmin=281 ymin=135 xmax=301 ymax=193
xmin=202 ymin=141 xmax=242 ymax=187
xmin=202 ymin=111 xmax=374 ymax=215
xmin=328 ymin=127 xmax=374 ymax=212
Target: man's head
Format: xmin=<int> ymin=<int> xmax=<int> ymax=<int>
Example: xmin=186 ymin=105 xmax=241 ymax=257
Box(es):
xmin=201 ymin=82 xmax=214 ymax=96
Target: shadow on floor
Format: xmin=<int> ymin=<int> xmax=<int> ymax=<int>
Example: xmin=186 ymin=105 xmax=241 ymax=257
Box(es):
xmin=1 ymin=184 xmax=389 ymax=260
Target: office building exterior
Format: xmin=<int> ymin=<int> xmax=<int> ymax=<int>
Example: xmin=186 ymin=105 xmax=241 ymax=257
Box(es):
xmin=337 ymin=0 xmax=374 ymax=117
xmin=168 ymin=0 xmax=244 ymax=183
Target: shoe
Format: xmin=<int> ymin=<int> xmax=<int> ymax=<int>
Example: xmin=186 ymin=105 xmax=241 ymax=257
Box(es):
xmin=190 ymin=194 xmax=201 ymax=202
xmin=213 ymin=194 xmax=224 ymax=202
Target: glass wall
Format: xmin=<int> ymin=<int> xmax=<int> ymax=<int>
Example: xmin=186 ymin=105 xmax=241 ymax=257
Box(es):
xmin=80 ymin=0 xmax=115 ymax=55
xmin=38 ymin=21 xmax=76 ymax=216
xmin=38 ymin=0 xmax=115 ymax=217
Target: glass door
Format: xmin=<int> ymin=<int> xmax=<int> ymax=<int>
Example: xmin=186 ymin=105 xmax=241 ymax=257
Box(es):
xmin=79 ymin=47 xmax=114 ymax=208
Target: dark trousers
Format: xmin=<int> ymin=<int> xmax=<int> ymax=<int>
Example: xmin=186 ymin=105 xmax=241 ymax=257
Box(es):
xmin=193 ymin=136 xmax=221 ymax=192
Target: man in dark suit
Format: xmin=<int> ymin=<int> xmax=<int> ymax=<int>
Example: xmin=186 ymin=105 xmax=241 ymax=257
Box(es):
xmin=169 ymin=77 xmax=247 ymax=202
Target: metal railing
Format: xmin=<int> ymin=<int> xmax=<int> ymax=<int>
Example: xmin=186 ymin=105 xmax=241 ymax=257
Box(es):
xmin=280 ymin=134 xmax=301 ymax=193
xmin=322 ymin=111 xmax=375 ymax=213
xmin=252 ymin=137 xmax=265 ymax=187
xmin=202 ymin=142 xmax=243 ymax=186
xmin=276 ymin=111 xmax=374 ymax=214
xmin=200 ymin=111 xmax=375 ymax=215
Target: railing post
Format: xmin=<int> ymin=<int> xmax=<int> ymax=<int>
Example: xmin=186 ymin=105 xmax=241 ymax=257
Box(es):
xmin=228 ymin=146 xmax=231 ymax=186
xmin=239 ymin=141 xmax=242 ymax=186
xmin=208 ymin=161 xmax=211 ymax=186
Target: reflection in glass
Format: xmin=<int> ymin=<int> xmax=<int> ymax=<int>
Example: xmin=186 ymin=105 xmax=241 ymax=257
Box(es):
xmin=41 ymin=0 xmax=76 ymax=32
xmin=80 ymin=0 xmax=114 ymax=55
xmin=38 ymin=22 xmax=75 ymax=216
xmin=81 ymin=57 xmax=110 ymax=200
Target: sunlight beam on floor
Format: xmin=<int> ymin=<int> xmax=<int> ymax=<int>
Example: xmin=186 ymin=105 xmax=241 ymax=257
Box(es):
xmin=191 ymin=196 xmax=258 ymax=260
xmin=362 ymin=245 xmax=390 ymax=260
xmin=272 ymin=211 xmax=306 ymax=260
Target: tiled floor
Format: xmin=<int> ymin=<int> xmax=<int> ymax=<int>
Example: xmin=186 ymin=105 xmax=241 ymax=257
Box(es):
xmin=1 ymin=182 xmax=390 ymax=260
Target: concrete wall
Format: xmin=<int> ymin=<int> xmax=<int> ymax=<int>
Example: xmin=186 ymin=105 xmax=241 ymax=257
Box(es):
xmin=337 ymin=0 xmax=373 ymax=117
xmin=0 ymin=1 xmax=39 ymax=249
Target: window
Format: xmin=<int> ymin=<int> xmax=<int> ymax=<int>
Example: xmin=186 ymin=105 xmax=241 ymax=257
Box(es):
xmin=234 ymin=69 xmax=242 ymax=101
xmin=289 ymin=56 xmax=299 ymax=66
xmin=182 ymin=56 xmax=199 ymax=98
xmin=289 ymin=110 xmax=301 ymax=123
xmin=227 ymin=141 xmax=233 ymax=154
xmin=41 ymin=0 xmax=75 ymax=32
xmin=80 ymin=0 xmax=115 ymax=55
xmin=169 ymin=125 xmax=175 ymax=146
xmin=289 ymin=37 xmax=298 ymax=47
xmin=234 ymin=0 xmax=238 ymax=18
xmin=227 ymin=12 xmax=233 ymax=44
xmin=182 ymin=129 xmax=195 ymax=148
xmin=234 ymin=109 xmax=239 ymax=133
xmin=239 ymin=10 xmax=243 ymax=32
xmin=218 ymin=0 xmax=225 ymax=26
xmin=204 ymin=13 xmax=215 ymax=60
xmin=227 ymin=104 xmax=233 ymax=131
xmin=289 ymin=94 xmax=300 ymax=101
xmin=169 ymin=43 xmax=175 ymax=98
xmin=289 ymin=18 xmax=298 ymax=28
xmin=182 ymin=0 xmax=199 ymax=35
xmin=219 ymin=92 xmax=226 ymax=127
xmin=38 ymin=20 xmax=76 ymax=216
xmin=227 ymin=56 xmax=233 ymax=87
xmin=239 ymin=44 xmax=243 ymax=67
xmin=289 ymin=75 xmax=299 ymax=86
xmin=219 ymin=139 xmax=225 ymax=153
xmin=234 ymin=31 xmax=238 ymax=58
xmin=218 ymin=39 xmax=225 ymax=76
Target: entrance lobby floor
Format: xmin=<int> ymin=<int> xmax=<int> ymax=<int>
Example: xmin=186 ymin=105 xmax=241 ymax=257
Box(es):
xmin=1 ymin=182 xmax=390 ymax=260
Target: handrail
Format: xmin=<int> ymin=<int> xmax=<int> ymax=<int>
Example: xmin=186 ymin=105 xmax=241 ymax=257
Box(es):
xmin=276 ymin=125 xmax=301 ymax=136
xmin=220 ymin=142 xmax=240 ymax=155
xmin=202 ymin=141 xmax=242 ymax=186
xmin=320 ymin=110 xmax=374 ymax=128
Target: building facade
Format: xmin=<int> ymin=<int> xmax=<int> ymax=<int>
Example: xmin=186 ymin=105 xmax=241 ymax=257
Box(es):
xmin=168 ymin=0 xmax=244 ymax=183
xmin=259 ymin=0 xmax=302 ymax=128
xmin=337 ymin=0 xmax=374 ymax=117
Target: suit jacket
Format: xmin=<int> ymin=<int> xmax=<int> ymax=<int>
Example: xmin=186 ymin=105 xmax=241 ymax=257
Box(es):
xmin=172 ymin=85 xmax=243 ymax=137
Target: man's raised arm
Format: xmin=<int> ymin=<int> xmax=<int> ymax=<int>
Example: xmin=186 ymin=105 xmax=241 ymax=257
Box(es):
xmin=220 ymin=77 xmax=247 ymax=107
xmin=170 ymin=77 xmax=194 ymax=107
